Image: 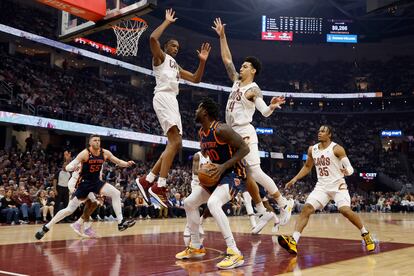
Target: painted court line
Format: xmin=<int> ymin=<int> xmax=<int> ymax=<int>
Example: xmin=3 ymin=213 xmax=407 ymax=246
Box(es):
xmin=0 ymin=270 xmax=29 ymax=276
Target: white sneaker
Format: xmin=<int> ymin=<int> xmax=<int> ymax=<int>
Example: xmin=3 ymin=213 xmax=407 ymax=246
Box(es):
xmin=251 ymin=211 xmax=273 ymax=234
xmin=279 ymin=199 xmax=294 ymax=225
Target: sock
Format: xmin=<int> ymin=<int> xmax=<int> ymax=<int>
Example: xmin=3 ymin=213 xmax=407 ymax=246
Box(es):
xmin=146 ymin=172 xmax=156 ymax=183
xmin=249 ymin=214 xmax=257 ymax=228
xmin=360 ymin=226 xmax=368 ymax=235
xmin=293 ymin=231 xmax=301 ymax=243
xmin=255 ymin=202 xmax=266 ymax=214
xmin=225 ymin=236 xmax=240 ymax=254
xmin=276 ymin=195 xmax=288 ymax=208
xmin=158 ymin=177 xmax=167 ymax=187
xmin=77 ymin=217 xmax=84 ymax=224
xmin=199 ymin=216 xmax=204 ymax=225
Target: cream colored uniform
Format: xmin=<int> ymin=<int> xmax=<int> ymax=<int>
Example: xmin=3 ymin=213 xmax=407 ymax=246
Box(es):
xmin=152 ymin=54 xmax=182 ymax=135
xmin=306 ymin=142 xmax=351 ymax=210
xmin=190 ymin=151 xmax=211 ymax=189
xmin=225 ymin=81 xmax=260 ymax=166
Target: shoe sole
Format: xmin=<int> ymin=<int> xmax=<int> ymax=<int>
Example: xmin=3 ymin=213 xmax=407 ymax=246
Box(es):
xmin=136 ymin=179 xmax=150 ymax=204
xmin=149 ymin=187 xmax=168 ymax=208
xmin=277 ymin=236 xmax=297 ymax=255
xmin=217 ymin=259 xmax=244 ymax=270
xmin=175 ymin=253 xmax=206 ymax=260
xmin=119 ymin=220 xmax=136 ymax=232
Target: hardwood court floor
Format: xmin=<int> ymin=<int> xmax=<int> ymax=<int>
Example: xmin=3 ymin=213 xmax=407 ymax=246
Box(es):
xmin=0 ymin=212 xmax=412 ymax=275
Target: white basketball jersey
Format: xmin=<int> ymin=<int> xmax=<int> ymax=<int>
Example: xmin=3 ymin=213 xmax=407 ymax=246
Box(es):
xmin=153 ymin=54 xmax=180 ymax=95
xmin=225 ymin=81 xmax=258 ymax=127
xmin=312 ymin=141 xmax=345 ymax=190
xmin=191 ymin=151 xmax=211 ymax=184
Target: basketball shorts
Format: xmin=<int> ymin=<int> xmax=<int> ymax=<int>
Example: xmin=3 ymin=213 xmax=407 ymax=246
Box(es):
xmin=153 ymin=92 xmax=182 ymax=136
xmin=306 ymin=184 xmax=351 ymax=210
xmin=201 ymin=172 xmax=238 ymax=199
xmin=74 ymin=179 xmax=106 ymax=200
xmin=232 ymin=124 xmax=260 ymax=166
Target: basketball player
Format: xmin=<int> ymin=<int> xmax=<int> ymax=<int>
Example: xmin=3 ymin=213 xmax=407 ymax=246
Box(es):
xmin=212 ymin=18 xmax=294 ymax=229
xmin=176 ymin=98 xmax=249 ymax=270
xmin=137 ymin=9 xmax=211 ymax=208
xmin=35 ymin=135 xmax=136 ymax=240
xmin=183 ymin=151 xmax=210 ymax=246
xmin=278 ymin=126 xmax=376 ymax=254
xmin=68 ymin=164 xmax=100 ymax=238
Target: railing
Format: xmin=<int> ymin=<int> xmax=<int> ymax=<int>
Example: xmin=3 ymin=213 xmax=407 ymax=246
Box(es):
xmin=0 ymin=79 xmax=13 ymax=99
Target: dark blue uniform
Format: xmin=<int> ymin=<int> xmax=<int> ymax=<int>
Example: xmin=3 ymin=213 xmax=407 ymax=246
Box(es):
xmin=199 ymin=121 xmax=246 ymax=197
xmin=74 ymin=148 xmax=106 ymax=199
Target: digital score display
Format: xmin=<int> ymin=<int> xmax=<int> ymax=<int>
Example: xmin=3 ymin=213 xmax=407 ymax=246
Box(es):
xmin=261 ymin=15 xmax=357 ymax=43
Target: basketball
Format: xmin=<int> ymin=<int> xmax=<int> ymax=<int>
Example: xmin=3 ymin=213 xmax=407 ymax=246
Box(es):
xmin=198 ymin=163 xmax=220 ymax=187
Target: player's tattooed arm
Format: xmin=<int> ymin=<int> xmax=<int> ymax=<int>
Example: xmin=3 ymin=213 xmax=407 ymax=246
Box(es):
xmin=224 ymin=62 xmax=239 ymax=82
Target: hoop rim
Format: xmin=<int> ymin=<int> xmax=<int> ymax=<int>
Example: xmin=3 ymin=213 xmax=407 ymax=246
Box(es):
xmin=112 ymin=17 xmax=148 ymax=32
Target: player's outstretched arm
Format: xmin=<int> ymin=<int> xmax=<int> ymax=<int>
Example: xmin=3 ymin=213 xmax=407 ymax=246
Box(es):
xmin=212 ymin=18 xmax=239 ymax=82
xmin=65 ymin=150 xmax=88 ymax=172
xmin=286 ymin=146 xmax=314 ymax=188
xmin=179 ymin=42 xmax=211 ymax=83
xmin=150 ymin=8 xmax=177 ymax=65
xmin=103 ymin=149 xmax=135 ymax=168
xmin=246 ymin=87 xmax=286 ymax=117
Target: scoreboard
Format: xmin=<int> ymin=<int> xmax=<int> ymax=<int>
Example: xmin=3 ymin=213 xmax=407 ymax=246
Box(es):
xmin=261 ymin=15 xmax=358 ymax=43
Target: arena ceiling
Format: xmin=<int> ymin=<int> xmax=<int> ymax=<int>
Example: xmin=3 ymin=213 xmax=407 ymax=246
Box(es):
xmin=148 ymin=0 xmax=414 ymax=42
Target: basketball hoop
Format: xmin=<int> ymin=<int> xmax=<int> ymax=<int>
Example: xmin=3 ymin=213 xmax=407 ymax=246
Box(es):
xmin=112 ymin=17 xmax=148 ymax=56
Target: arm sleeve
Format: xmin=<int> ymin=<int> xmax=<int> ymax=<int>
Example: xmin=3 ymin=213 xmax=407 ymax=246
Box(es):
xmin=255 ymin=97 xmax=273 ymax=117
xmin=65 ymin=159 xmax=81 ymax=172
xmin=340 ymin=157 xmax=354 ymax=176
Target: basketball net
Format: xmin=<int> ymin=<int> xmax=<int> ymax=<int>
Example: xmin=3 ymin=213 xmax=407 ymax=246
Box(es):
xmin=112 ymin=17 xmax=147 ymax=56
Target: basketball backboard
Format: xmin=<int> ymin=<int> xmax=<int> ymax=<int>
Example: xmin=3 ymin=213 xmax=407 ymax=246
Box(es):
xmin=58 ymin=0 xmax=156 ymax=42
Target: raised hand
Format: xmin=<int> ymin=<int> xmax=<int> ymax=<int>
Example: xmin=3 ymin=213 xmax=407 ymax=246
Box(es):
xmin=197 ymin=43 xmax=211 ymax=61
xmin=165 ymin=8 xmax=178 ymax=23
xmin=127 ymin=160 xmax=136 ymax=167
xmin=270 ymin=96 xmax=286 ymax=110
xmin=212 ymin=17 xmax=226 ymax=37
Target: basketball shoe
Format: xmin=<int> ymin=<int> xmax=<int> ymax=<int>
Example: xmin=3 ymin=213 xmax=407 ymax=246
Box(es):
xmin=70 ymin=221 xmax=83 ymax=237
xmin=136 ymin=176 xmax=152 ymax=204
xmin=278 ymin=235 xmax=297 ymax=255
xmin=35 ymin=225 xmax=49 ymax=240
xmin=149 ymin=184 xmax=169 ymax=208
xmin=83 ymin=226 xmax=98 ymax=238
xmin=175 ymin=245 xmax=206 ymax=259
xmin=362 ymin=232 xmax=376 ymax=252
xmin=118 ymin=218 xmax=136 ymax=231
xmin=279 ymin=198 xmax=295 ymax=225
xmin=216 ymin=248 xmax=244 ymax=270
xmin=251 ymin=211 xmax=274 ymax=234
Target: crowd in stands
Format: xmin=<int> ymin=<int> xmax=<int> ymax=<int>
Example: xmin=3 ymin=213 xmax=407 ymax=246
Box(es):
xmin=1 ymin=0 xmax=414 ymax=96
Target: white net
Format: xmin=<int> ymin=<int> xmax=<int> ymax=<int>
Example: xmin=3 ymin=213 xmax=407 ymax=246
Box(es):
xmin=112 ymin=18 xmax=147 ymax=56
